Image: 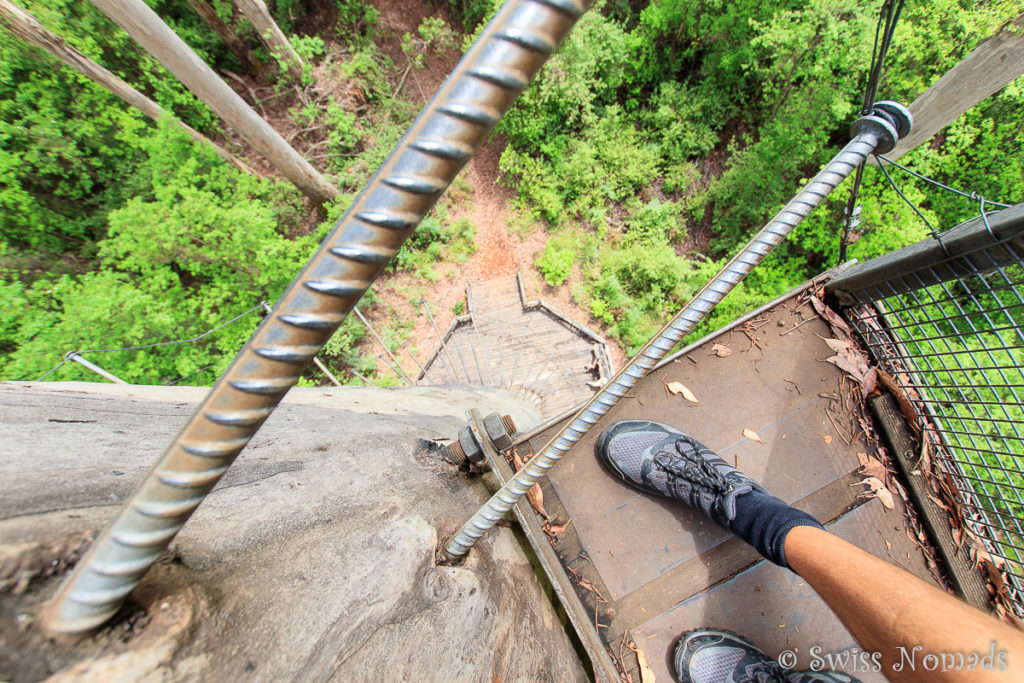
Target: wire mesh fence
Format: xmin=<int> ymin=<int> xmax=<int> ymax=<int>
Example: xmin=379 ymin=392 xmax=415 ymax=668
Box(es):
xmin=829 ymin=203 xmax=1024 ymax=617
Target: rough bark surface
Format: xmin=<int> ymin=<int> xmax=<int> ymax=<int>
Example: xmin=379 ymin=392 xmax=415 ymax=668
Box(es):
xmin=183 ymin=0 xmax=260 ymax=75
xmin=233 ymin=0 xmax=303 ymax=81
xmin=88 ymin=0 xmax=338 ymax=203
xmin=0 ymin=0 xmax=255 ymax=175
xmin=0 ymin=382 xmax=584 ymax=681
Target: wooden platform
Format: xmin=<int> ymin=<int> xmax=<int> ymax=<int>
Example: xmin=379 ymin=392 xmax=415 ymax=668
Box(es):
xmin=419 ymin=276 xmax=611 ymax=419
xmin=510 ymin=288 xmax=947 ymax=681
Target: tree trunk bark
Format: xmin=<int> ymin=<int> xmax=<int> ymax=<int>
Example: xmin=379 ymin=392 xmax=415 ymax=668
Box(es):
xmin=183 ymin=0 xmax=260 ymax=76
xmin=233 ymin=0 xmax=304 ymax=82
xmin=88 ymin=0 xmax=339 ymax=204
xmin=0 ymin=0 xmax=256 ymax=177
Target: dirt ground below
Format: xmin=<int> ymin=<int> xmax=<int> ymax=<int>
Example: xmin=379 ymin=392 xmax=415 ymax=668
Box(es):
xmin=364 ymin=129 xmax=629 ymax=382
xmin=353 ymin=2 xmax=627 ymax=382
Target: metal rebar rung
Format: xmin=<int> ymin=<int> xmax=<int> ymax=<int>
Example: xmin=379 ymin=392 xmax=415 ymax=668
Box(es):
xmin=444 ymin=106 xmax=912 ymax=560
xmin=42 ymin=0 xmax=591 ymax=635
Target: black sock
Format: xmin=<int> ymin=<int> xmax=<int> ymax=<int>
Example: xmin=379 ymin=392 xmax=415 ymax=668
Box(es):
xmin=727 ymin=490 xmax=824 ymax=568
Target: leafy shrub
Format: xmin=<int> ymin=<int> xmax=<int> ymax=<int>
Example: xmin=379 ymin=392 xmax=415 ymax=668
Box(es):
xmin=641 ymin=82 xmax=721 ymax=164
xmin=536 ymin=233 xmax=577 ymax=286
xmin=1 ymin=121 xmax=310 ymax=383
xmin=625 ymin=200 xmax=684 ymax=246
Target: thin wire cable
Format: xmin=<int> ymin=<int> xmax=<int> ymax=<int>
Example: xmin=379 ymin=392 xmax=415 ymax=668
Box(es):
xmin=35 ymin=301 xmax=268 ymax=381
xmin=840 ymin=0 xmax=905 ymax=262
xmin=873 ymin=154 xmax=1019 ymax=252
xmin=37 ymin=358 xmax=70 ymax=382
xmin=874 ymin=153 xmax=940 ymax=238
xmin=862 ymin=0 xmax=905 ymax=115
xmin=875 ymin=154 xmax=1014 ymax=208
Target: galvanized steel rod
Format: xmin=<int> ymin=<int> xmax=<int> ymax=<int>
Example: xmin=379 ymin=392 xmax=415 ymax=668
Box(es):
xmin=444 ymin=110 xmax=909 ymax=559
xmin=353 ymin=307 xmax=415 ymax=385
xmin=68 ymin=353 xmax=129 ymax=385
xmin=419 ymin=298 xmax=460 ymax=383
xmin=42 ymin=0 xmax=590 ymax=634
xmin=311 ymin=357 xmax=343 ymax=386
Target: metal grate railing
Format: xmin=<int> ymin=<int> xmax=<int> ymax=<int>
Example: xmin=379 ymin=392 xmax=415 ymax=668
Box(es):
xmin=829 ymin=203 xmax=1024 ymax=617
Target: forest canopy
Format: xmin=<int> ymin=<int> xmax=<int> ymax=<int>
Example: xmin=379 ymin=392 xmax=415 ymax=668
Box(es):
xmin=1 ymin=0 xmax=1021 ymax=384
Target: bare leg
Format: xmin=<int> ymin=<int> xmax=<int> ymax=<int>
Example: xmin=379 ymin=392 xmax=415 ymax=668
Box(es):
xmin=786 ymin=525 xmax=1024 ymax=682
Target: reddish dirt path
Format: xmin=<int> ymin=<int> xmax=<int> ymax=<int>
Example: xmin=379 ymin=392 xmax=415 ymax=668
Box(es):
xmin=365 ymin=134 xmax=627 ymax=382
xmin=460 ymin=139 xmax=520 ymax=281
xmin=353 ymin=1 xmax=627 ymax=382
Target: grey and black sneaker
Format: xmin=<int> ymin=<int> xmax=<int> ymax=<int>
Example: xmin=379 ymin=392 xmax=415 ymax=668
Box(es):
xmin=673 ymin=629 xmax=863 ymax=683
xmin=674 ymin=629 xmax=788 ymax=683
xmin=596 ymin=420 xmax=765 ymax=528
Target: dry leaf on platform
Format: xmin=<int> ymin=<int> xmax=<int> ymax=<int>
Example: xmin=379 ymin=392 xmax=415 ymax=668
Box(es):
xmin=875 ymin=487 xmax=895 ymax=510
xmin=862 ymin=367 xmax=879 ymax=396
xmin=545 ymin=519 xmax=571 ymax=535
xmin=857 ymin=452 xmax=887 ymax=480
xmin=665 ymin=380 xmax=701 ymax=404
xmin=810 ymin=296 xmax=853 ymax=341
xmin=856 ymin=477 xmax=894 ymax=510
xmin=743 ymin=428 xmax=764 ymax=444
xmin=821 ymin=337 xmax=879 ymax=395
xmin=877 ymin=369 xmax=921 ymax=431
xmin=824 ymin=338 xmax=851 ymax=354
xmin=711 ymin=343 xmax=733 ymax=357
xmin=513 ymin=450 xmax=548 ymax=519
xmin=635 ymin=647 xmax=656 ymax=683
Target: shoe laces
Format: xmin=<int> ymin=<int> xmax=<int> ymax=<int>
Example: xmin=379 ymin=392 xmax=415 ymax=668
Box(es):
xmin=652 ymin=438 xmax=732 ymax=495
xmin=743 ymin=660 xmax=789 ymax=683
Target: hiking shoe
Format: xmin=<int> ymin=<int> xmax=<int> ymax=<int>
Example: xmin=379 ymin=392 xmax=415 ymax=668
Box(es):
xmin=596 ymin=420 xmax=765 ymax=528
xmin=675 ymin=629 xmax=787 ymax=683
xmin=674 ymin=630 xmax=862 ymax=683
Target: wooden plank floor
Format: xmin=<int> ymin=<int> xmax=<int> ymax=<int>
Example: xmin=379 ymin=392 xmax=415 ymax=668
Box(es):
xmin=420 ymin=278 xmax=606 ymax=419
xmin=514 ymin=290 xmax=947 ymax=681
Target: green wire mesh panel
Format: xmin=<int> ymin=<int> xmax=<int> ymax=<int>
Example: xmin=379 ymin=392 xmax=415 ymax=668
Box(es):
xmin=836 ymin=205 xmax=1024 ymax=617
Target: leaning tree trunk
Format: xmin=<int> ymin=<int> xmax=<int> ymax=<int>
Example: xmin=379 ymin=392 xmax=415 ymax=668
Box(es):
xmin=0 ymin=0 xmax=255 ymax=176
xmin=233 ymin=0 xmax=303 ymax=82
xmin=184 ymin=0 xmax=260 ymax=75
xmin=89 ymin=0 xmax=338 ymax=205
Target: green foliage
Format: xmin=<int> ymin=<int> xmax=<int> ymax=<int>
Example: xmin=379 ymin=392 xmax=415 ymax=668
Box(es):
xmin=4 ymin=0 xmax=1022 ymax=396
xmin=587 ymin=243 xmax=720 ymax=353
xmin=640 ymin=81 xmax=721 ymax=164
xmin=624 ymin=200 xmax=685 ymax=246
xmin=536 ymin=232 xmax=577 ymax=286
xmin=291 ymin=34 xmax=326 ymax=85
xmin=335 ymin=0 xmax=379 ymax=46
xmin=391 ymin=212 xmax=476 ymax=277
xmin=500 ymin=105 xmax=660 ymax=227
xmin=0 ymin=0 xmax=240 ymax=256
xmin=0 ymin=121 xmax=311 ymax=383
xmin=447 ymin=0 xmax=498 ymax=31
xmin=499 ymin=8 xmax=630 ymax=153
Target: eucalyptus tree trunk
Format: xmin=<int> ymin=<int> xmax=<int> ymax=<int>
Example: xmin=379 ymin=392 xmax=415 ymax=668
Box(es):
xmin=233 ymin=0 xmax=304 ymax=81
xmin=184 ymin=0 xmax=260 ymax=75
xmin=89 ymin=0 xmax=339 ymax=204
xmin=0 ymin=0 xmax=255 ymax=176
